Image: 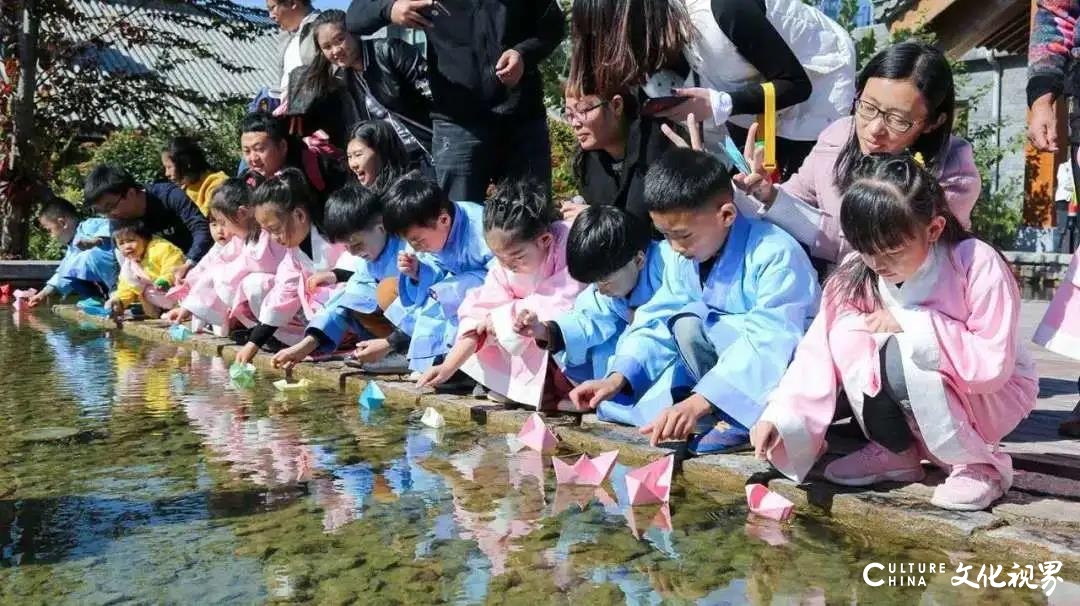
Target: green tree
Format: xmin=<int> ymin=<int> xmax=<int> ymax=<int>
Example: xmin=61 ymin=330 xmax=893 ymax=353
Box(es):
xmin=0 ymin=0 xmax=267 ymax=258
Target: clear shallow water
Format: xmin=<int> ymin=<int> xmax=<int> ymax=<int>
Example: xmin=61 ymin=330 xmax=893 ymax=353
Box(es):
xmin=0 ymin=310 xmax=1066 ymax=605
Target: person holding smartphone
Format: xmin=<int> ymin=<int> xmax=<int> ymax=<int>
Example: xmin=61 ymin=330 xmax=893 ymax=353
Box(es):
xmin=347 ymin=0 xmax=565 ymax=202
xmin=568 ymin=0 xmax=855 ymax=179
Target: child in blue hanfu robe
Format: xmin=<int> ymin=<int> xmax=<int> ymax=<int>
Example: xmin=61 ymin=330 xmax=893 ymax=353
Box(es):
xmin=272 ymin=184 xmax=413 ymax=373
xmin=570 ymin=149 xmax=820 ymax=454
xmin=29 ymin=198 xmax=119 ymax=306
xmin=381 ymin=177 xmax=494 ymax=378
xmin=525 ymin=206 xmax=680 ymax=424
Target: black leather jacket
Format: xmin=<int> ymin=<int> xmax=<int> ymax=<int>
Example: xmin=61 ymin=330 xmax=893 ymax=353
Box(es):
xmin=287 ymin=37 xmax=433 ymax=151
xmin=347 ymin=0 xmax=565 ymax=123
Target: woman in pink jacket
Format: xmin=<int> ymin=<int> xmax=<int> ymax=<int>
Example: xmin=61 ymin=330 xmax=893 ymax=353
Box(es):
xmin=751 ymin=155 xmax=1036 ymax=512
xmin=734 ymin=41 xmax=980 ymax=268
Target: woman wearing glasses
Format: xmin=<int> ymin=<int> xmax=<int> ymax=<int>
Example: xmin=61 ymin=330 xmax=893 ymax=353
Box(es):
xmin=568 ymin=0 xmax=855 ymax=179
xmin=733 ymin=41 xmax=980 ymax=270
xmin=559 ymin=87 xmax=674 ymax=228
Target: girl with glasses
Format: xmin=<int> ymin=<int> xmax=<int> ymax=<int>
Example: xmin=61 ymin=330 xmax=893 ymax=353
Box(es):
xmin=567 ymin=0 xmax=855 ymax=178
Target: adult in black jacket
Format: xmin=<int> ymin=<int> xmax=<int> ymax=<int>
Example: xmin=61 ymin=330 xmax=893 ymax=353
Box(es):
xmin=288 ymin=10 xmax=433 ymax=161
xmin=347 ymin=0 xmax=565 ymax=201
xmin=83 ymin=164 xmax=212 ymax=282
xmin=560 ymin=89 xmax=672 ymax=234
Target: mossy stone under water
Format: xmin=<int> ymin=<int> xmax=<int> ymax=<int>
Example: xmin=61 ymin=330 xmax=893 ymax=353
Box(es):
xmin=0 ymin=311 xmax=1069 ymax=605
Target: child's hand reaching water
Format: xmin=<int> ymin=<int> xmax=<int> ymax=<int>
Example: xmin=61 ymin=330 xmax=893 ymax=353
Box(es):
xmin=749 ymin=420 xmax=780 ymax=461
xmin=353 ymin=338 xmax=391 ymax=362
xmin=417 ymin=364 xmax=455 ymax=389
xmin=163 ymin=307 xmax=191 ymax=324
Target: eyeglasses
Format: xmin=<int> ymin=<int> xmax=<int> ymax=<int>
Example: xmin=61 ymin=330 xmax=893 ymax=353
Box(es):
xmin=562 ymin=99 xmax=608 ymax=122
xmin=92 ymin=190 xmax=127 ymax=216
xmin=854 ymin=99 xmax=919 ymax=134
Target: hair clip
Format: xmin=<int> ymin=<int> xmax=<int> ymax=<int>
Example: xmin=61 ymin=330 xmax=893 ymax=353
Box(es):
xmin=912 ymin=152 xmax=925 ymax=168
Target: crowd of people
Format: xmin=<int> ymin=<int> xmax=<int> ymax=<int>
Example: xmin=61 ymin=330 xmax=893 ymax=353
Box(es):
xmin=24 ymin=0 xmax=1080 ymax=515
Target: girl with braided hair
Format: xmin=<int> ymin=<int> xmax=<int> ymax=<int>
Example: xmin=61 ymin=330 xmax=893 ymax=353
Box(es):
xmin=417 ymin=179 xmax=587 ymax=410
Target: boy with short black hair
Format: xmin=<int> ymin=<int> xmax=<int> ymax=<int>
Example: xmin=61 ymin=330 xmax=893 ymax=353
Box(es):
xmin=570 ymin=148 xmax=820 ymax=454
xmin=381 ymin=175 xmax=494 ymax=386
xmin=272 ymin=184 xmax=411 ymax=373
xmin=28 ymin=197 xmax=119 ymax=306
xmin=518 ymin=205 xmax=677 ymax=425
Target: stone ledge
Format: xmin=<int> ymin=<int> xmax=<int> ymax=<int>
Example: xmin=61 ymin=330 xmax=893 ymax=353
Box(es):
xmin=0 ymin=260 xmax=59 ymax=285
xmin=48 ymin=304 xmax=1080 ymax=570
xmin=1004 ymin=251 xmax=1072 ymax=266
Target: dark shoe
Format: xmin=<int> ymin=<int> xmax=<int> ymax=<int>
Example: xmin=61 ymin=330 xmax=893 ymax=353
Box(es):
xmin=434 ymin=371 xmax=476 ymax=395
xmin=1059 ymin=401 xmax=1080 ymax=438
xmin=230 ymin=328 xmax=251 ymax=345
xmin=346 ymin=353 xmax=410 ymax=374
xmin=261 ymin=337 xmax=287 ymax=354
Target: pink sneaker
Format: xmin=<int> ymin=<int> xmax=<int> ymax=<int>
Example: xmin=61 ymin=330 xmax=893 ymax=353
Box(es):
xmin=930 ymin=465 xmax=1004 ymax=511
xmin=824 ymin=442 xmax=926 ymax=487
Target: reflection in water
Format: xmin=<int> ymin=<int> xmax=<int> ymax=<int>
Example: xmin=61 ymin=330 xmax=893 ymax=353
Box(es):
xmin=0 ymin=311 xmax=1074 ymax=604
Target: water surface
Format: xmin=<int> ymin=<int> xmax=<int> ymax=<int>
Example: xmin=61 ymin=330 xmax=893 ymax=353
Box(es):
xmin=0 ymin=310 xmax=1068 ymax=604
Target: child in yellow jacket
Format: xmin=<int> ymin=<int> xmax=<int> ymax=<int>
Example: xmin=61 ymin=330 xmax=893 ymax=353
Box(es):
xmin=106 ymin=219 xmax=186 ymax=318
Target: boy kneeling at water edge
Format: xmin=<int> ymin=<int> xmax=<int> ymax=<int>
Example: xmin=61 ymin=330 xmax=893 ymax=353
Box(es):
xmin=515 ymin=205 xmax=680 ymax=424
xmin=570 ymin=148 xmax=820 ymax=454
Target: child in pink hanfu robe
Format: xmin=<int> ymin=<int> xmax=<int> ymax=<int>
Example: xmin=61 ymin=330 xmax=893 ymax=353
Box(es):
xmin=417 ymin=182 xmax=586 ymax=409
xmin=752 ymin=154 xmax=1037 ymax=512
xmin=235 ymin=169 xmax=354 ymax=364
xmin=164 ymin=179 xmax=287 ymax=337
xmin=166 ymin=204 xmax=241 ymax=334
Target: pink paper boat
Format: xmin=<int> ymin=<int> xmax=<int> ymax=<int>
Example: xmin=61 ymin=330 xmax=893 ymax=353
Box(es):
xmin=516 ymin=412 xmax=557 ymax=453
xmin=12 ymin=288 xmax=36 ymax=311
xmin=552 ymin=450 xmax=618 ymax=486
xmin=624 ymin=454 xmax=673 ymax=505
xmin=745 ymin=483 xmax=794 ymax=521
xmin=626 ymin=503 xmax=672 ymax=540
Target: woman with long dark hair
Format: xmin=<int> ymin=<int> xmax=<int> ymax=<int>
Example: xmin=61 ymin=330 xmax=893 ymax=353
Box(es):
xmin=568 ymin=0 xmax=855 ymax=178
xmin=345 ymin=120 xmax=412 ymax=191
xmin=752 ymin=153 xmax=1036 ymax=512
xmin=733 ymin=41 xmax=980 ymax=269
xmin=288 ymin=10 xmax=433 ymax=163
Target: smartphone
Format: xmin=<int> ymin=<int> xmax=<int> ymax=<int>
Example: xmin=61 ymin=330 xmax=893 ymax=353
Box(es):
xmin=420 ymin=0 xmax=451 ymax=19
xmin=722 ymin=135 xmax=752 ymax=175
xmin=641 ymin=95 xmax=688 ymax=116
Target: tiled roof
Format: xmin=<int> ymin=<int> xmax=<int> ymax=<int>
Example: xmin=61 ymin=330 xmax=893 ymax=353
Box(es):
xmin=54 ymin=0 xmax=280 ymax=128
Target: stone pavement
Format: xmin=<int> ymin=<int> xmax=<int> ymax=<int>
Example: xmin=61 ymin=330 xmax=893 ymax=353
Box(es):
xmin=50 ymin=302 xmax=1080 ymax=572
xmin=1006 ymin=300 xmax=1080 ymax=483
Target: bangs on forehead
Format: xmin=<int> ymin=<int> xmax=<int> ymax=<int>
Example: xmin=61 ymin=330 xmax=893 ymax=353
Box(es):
xmin=840 ymin=180 xmax=921 ymax=255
